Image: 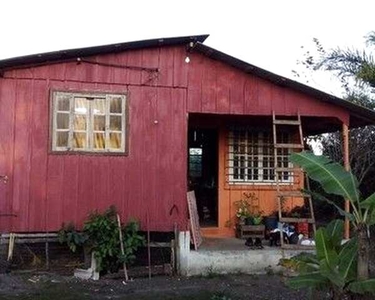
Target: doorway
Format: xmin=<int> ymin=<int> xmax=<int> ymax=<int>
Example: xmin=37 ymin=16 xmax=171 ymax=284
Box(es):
xmin=188 ymin=128 xmax=218 ymax=227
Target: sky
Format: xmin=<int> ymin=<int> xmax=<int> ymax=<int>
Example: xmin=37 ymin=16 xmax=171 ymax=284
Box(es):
xmin=0 ymin=0 xmax=374 ymax=96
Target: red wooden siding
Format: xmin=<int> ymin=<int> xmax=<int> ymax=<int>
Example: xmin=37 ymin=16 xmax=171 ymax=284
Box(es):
xmin=0 ymin=45 xmax=189 ymax=233
xmin=186 ymin=52 xmax=349 ymax=124
xmin=0 ymin=44 xmax=350 ymax=233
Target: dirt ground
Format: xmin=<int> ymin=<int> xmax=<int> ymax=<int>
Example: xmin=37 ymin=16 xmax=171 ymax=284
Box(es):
xmin=0 ymin=271 xmax=320 ymax=300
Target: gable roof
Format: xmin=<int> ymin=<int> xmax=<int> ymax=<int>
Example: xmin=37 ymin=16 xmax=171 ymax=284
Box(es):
xmin=1 ymin=34 xmax=374 ymax=127
xmin=0 ymin=35 xmax=209 ymax=70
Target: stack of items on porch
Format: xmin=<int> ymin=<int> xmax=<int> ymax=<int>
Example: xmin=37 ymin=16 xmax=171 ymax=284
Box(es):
xmin=243 ymin=210 xmax=315 ymax=250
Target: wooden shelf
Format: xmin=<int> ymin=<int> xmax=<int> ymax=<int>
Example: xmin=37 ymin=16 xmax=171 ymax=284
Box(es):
xmin=236 ymin=224 xmax=265 ymax=239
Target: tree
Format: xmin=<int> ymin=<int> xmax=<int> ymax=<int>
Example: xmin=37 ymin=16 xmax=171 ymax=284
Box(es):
xmin=290 ymin=151 xmax=375 ymax=281
xmin=296 ymin=33 xmax=375 ymax=192
xmin=295 ymin=33 xmax=375 ymax=277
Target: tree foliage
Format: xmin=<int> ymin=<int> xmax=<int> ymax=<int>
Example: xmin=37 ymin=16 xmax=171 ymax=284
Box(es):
xmin=288 ymin=152 xmax=375 ymax=298
xmin=296 ymin=32 xmax=375 ymax=194
xmin=293 ymin=29 xmax=375 ymax=282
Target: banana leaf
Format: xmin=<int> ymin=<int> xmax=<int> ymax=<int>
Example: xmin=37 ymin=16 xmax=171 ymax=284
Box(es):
xmin=360 ymin=192 xmax=375 ymax=209
xmin=368 ymin=209 xmax=375 ymax=226
xmin=348 ymin=279 xmax=375 ymax=294
xmin=305 ymin=190 xmax=355 ymax=222
xmin=287 ymin=272 xmax=328 ymax=290
xmin=320 ymin=259 xmax=345 ymax=289
xmin=315 ymin=228 xmax=337 ymax=267
xmin=338 ymin=237 xmax=357 ymax=282
xmin=326 ymin=219 xmax=344 ymax=249
xmin=290 ymin=151 xmax=360 ymax=204
xmin=288 ymin=253 xmax=320 ymax=273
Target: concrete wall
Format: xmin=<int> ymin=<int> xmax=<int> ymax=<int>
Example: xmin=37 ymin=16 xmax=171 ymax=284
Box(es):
xmin=177 ymin=231 xmax=307 ymax=276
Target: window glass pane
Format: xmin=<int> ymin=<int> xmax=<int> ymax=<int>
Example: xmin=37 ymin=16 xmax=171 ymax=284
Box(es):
xmin=94 ymin=115 xmax=106 ymax=131
xmin=93 ymin=99 xmax=106 ymax=114
xmin=189 ymin=148 xmax=203 ymax=178
xmin=109 ymin=132 xmax=121 ymax=149
xmin=253 ymin=157 xmax=259 ymax=180
xmin=110 ymin=116 xmax=122 ymax=131
xmin=53 ymin=92 xmax=126 ymax=153
xmin=74 ymin=115 xmax=86 ymax=130
xmin=73 ymin=132 xmax=86 ymax=148
xmin=56 ymin=113 xmax=69 ymax=129
xmin=233 ymin=157 xmax=239 ymax=179
xmin=110 ymin=97 xmax=122 ymax=113
xmin=239 ymin=157 xmax=245 ymax=180
xmin=74 ymin=97 xmax=88 ymax=114
xmin=94 ymin=133 xmax=105 ymax=149
xmin=56 ymin=132 xmax=69 ymax=147
xmin=57 ymin=95 xmax=70 ymax=111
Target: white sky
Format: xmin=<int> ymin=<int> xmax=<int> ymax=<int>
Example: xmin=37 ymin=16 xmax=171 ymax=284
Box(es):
xmin=1 ymin=0 xmax=374 ymax=96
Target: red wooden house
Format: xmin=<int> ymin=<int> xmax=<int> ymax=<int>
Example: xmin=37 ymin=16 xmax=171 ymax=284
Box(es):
xmin=1 ymin=35 xmax=375 ymax=239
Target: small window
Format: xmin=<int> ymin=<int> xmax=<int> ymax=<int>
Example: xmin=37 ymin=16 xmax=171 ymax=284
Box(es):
xmin=227 ymin=127 xmax=292 ymax=184
xmin=51 ymin=91 xmax=127 ymax=153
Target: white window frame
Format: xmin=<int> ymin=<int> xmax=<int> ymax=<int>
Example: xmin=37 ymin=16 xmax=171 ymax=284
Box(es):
xmin=228 ymin=128 xmax=292 ymax=184
xmin=51 ymin=90 xmax=127 ymax=154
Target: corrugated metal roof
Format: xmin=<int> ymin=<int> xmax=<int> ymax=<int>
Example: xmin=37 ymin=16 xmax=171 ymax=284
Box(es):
xmin=1 ymin=34 xmax=374 ymax=126
xmin=0 ymin=35 xmax=209 ymax=69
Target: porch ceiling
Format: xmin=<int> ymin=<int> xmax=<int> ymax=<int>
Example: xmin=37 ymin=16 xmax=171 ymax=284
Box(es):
xmin=189 ymin=113 xmax=342 ymax=135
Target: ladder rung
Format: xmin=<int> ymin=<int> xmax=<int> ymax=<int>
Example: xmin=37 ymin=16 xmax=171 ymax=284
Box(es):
xmin=273 ymin=120 xmax=301 ymax=125
xmin=280 ymin=217 xmax=315 ymax=223
xmin=275 ymin=143 xmax=304 ymax=149
xmin=277 ymin=191 xmax=310 ymax=197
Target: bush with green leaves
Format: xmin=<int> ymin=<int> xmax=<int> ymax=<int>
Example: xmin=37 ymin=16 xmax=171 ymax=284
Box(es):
xmin=286 ymin=219 xmax=375 ymax=299
xmin=290 ymin=151 xmax=375 ymax=280
xmin=58 ymin=206 xmax=145 ymax=273
xmin=58 ymin=222 xmax=88 ymax=252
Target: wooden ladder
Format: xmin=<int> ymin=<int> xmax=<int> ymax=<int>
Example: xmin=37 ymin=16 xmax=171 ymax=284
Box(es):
xmin=272 ymin=111 xmax=316 ymax=249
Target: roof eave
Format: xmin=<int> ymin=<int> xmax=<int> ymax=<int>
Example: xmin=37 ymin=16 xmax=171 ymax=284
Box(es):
xmin=0 ymin=34 xmax=209 ymax=70
xmin=193 ymin=42 xmax=375 ymax=128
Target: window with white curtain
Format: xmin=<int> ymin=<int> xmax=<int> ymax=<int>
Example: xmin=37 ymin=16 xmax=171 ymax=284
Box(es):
xmin=228 ymin=127 xmax=292 ymax=183
xmin=51 ymin=91 xmax=127 ymax=153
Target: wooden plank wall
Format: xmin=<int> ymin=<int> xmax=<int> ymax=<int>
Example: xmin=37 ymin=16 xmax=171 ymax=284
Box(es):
xmin=0 ymin=46 xmax=189 ymax=233
xmin=186 ymin=52 xmax=349 ymax=124
xmin=0 ymin=44 xmax=351 ymax=234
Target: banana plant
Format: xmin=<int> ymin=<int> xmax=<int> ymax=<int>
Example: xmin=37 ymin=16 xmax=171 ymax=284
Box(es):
xmin=290 ymin=151 xmax=375 ymax=282
xmin=286 ymin=219 xmax=375 ymax=299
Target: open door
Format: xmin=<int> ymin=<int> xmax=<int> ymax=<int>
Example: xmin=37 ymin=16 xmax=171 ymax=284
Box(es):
xmin=188 ymin=128 xmax=218 ymax=227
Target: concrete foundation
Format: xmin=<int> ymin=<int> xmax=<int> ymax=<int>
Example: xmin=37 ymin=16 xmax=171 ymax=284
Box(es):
xmin=74 ymin=252 xmax=99 ymax=280
xmin=177 ymin=233 xmax=312 ymax=276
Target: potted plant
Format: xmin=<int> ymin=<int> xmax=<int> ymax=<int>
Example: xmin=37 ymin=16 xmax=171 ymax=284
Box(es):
xmin=252 ymin=212 xmax=264 ymax=225
xmin=234 ymin=192 xmax=263 ymax=226
xmin=234 ymin=199 xmax=251 ymax=225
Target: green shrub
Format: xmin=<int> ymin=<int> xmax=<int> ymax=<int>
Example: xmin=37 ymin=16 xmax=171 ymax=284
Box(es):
xmin=58 ymin=205 xmax=145 ymax=273
xmin=58 ymin=222 xmax=87 ymax=252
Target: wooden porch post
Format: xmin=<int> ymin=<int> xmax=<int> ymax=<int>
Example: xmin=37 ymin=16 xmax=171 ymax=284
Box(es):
xmin=342 ymin=123 xmax=350 ymax=239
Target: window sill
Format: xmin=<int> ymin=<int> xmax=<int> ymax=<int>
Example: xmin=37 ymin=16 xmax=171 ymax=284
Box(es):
xmin=49 ymin=150 xmax=128 ymax=156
